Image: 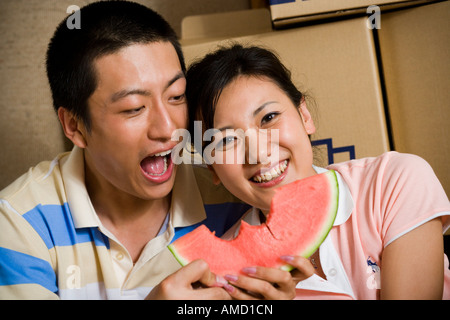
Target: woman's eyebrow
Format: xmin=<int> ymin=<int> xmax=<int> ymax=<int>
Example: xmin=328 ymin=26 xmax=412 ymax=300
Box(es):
xmin=253 ymin=101 xmax=278 ymax=117
xmin=217 ymin=125 xmax=233 ymax=132
xmin=216 ymin=101 xmax=279 ymax=132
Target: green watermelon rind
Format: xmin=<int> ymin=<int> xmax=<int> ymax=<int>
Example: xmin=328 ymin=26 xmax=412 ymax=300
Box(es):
xmin=278 ymin=170 xmax=339 ymax=271
xmin=168 ymin=244 xmax=189 ymax=267
xmin=168 ymin=170 xmax=339 ymax=273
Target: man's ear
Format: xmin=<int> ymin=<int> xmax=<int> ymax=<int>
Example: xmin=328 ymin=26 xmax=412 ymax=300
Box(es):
xmin=298 ymin=99 xmax=316 ymax=135
xmin=207 ymin=165 xmax=221 ymax=185
xmin=58 ymin=107 xmax=88 ymax=148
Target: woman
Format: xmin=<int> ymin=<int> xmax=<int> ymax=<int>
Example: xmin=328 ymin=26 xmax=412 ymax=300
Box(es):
xmin=185 ymin=44 xmax=450 ymax=299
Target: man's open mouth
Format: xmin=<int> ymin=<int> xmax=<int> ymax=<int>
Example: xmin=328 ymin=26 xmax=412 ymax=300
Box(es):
xmin=140 ymin=150 xmax=172 ymax=176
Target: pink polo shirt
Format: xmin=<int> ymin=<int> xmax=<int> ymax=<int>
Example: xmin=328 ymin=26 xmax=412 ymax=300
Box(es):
xmin=223 ymin=152 xmax=450 ymax=299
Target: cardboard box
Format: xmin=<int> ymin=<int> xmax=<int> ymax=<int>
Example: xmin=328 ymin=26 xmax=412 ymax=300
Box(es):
xmin=181 ymin=10 xmax=390 ymax=167
xmin=181 ymin=9 xmax=272 ymax=42
xmin=268 ymin=0 xmax=436 ymax=28
xmin=378 ymin=1 xmax=450 ymax=200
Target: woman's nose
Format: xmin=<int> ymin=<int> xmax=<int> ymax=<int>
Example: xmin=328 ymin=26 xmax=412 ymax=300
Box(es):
xmin=245 ymin=128 xmax=279 ymax=165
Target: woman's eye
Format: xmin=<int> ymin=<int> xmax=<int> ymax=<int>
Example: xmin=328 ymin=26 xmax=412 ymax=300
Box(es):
xmin=261 ymin=112 xmax=279 ymax=125
xmin=170 ymin=93 xmax=186 ymax=103
xmin=216 ymin=136 xmax=236 ymax=150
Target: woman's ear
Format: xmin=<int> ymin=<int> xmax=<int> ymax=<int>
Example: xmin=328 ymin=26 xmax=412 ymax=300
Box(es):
xmin=58 ymin=107 xmax=88 ymax=148
xmin=207 ymin=165 xmax=222 ymax=185
xmin=298 ymin=99 xmax=316 ymax=135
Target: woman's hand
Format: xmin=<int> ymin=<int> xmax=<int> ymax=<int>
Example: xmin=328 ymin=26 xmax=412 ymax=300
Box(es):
xmin=223 ymin=255 xmax=315 ymax=300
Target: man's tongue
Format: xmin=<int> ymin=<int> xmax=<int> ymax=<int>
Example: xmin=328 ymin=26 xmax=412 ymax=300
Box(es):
xmin=141 ymin=156 xmax=165 ymax=175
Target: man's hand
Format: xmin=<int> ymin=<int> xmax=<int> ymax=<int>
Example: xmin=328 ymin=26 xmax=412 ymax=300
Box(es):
xmin=146 ymin=259 xmax=231 ymax=300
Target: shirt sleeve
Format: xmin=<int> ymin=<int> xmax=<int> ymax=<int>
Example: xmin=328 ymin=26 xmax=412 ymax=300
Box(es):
xmin=0 ymin=200 xmax=59 ymax=299
xmin=379 ymin=153 xmax=450 ymax=247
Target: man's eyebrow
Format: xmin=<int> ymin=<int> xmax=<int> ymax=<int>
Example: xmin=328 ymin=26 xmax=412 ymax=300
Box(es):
xmin=166 ymin=71 xmax=185 ymax=90
xmin=110 ymin=89 xmax=151 ymax=103
xmin=110 ymin=71 xmax=185 ymax=103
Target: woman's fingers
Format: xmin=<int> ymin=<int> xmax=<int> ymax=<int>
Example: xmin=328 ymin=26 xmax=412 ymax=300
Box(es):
xmin=280 ymin=255 xmax=316 ymax=283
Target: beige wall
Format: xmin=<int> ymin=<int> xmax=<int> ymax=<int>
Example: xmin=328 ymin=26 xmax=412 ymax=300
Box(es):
xmin=0 ymin=0 xmax=250 ymax=190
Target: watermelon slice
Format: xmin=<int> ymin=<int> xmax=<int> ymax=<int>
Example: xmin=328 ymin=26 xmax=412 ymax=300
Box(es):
xmin=168 ymin=170 xmax=339 ymax=275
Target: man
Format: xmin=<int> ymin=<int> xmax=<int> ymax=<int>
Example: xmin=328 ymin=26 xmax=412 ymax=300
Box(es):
xmin=0 ymin=1 xmax=248 ymax=299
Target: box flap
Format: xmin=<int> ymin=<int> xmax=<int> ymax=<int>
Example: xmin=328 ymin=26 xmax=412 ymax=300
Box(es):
xmin=181 ymin=9 xmax=272 ymax=42
xmin=269 ymin=0 xmax=435 ymax=27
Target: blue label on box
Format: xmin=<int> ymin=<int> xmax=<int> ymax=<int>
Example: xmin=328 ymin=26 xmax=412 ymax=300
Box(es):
xmin=311 ymin=138 xmax=355 ymax=164
xmin=269 ymin=0 xmax=296 ymax=5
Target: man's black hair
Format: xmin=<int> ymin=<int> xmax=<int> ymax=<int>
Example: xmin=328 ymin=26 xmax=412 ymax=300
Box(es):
xmin=46 ymin=0 xmax=185 ymax=131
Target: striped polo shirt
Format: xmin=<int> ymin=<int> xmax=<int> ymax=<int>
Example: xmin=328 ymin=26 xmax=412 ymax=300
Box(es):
xmin=0 ymin=147 xmax=249 ymax=299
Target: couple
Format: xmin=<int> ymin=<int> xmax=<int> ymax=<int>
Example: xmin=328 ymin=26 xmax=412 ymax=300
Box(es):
xmin=1 ymin=1 xmax=449 ymax=300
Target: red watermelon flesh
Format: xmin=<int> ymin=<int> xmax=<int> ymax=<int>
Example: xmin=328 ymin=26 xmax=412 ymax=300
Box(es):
xmin=168 ymin=170 xmax=339 ymax=276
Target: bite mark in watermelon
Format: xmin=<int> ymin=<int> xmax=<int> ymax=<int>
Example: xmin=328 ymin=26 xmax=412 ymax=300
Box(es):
xmin=168 ymin=170 xmax=339 ymax=276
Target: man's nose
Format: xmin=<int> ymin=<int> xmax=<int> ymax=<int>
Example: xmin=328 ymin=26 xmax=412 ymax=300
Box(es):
xmin=147 ymin=100 xmax=177 ymax=141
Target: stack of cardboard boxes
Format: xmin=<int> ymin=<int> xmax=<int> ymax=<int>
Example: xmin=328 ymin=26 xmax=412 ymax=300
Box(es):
xmin=180 ymin=0 xmax=449 ymax=234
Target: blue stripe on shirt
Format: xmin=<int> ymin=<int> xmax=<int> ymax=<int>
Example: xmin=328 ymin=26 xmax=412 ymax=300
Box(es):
xmin=21 ymin=201 xmax=248 ymax=248
xmin=0 ymin=247 xmax=58 ymax=293
xmin=22 ymin=203 xmax=109 ymax=249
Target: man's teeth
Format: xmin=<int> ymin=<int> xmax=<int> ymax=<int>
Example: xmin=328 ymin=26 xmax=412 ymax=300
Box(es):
xmin=146 ymin=157 xmax=168 ymax=176
xmin=145 ymin=150 xmax=171 ymax=176
xmin=252 ymin=160 xmax=288 ymax=183
xmin=153 ymin=150 xmax=172 ymax=157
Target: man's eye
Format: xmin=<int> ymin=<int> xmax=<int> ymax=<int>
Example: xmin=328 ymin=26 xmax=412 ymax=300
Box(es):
xmin=261 ymin=112 xmax=279 ymax=125
xmin=124 ymin=106 xmax=144 ymax=114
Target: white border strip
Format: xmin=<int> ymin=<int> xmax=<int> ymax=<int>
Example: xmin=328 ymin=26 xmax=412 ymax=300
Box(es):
xmin=384 ymin=211 xmax=450 ymax=248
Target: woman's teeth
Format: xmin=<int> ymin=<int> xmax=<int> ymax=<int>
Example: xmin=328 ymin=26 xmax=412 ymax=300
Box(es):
xmin=252 ymin=160 xmax=288 ymax=183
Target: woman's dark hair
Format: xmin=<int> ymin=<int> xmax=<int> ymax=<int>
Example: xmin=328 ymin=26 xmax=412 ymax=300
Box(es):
xmin=46 ymin=0 xmax=185 ymax=131
xmin=186 ymin=44 xmax=304 ymax=143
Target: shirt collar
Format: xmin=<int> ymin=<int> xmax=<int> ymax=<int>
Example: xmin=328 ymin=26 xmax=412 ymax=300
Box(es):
xmin=313 ymin=165 xmax=354 ymax=226
xmin=61 ymin=146 xmax=206 ymax=230
xmin=61 ymin=146 xmax=100 ymax=229
xmin=169 ymin=163 xmax=207 ymax=228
